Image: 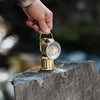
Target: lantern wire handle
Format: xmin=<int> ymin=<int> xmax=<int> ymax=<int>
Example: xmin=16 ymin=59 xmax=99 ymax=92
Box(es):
xmin=39 ymin=33 xmax=54 ymax=41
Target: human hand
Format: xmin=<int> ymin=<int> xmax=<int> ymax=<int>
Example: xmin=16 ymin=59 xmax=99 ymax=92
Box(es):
xmin=22 ymin=0 xmax=53 ymax=34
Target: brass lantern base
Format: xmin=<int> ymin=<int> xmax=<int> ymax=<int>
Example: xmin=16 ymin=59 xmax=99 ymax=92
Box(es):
xmin=41 ymin=56 xmax=54 ymax=70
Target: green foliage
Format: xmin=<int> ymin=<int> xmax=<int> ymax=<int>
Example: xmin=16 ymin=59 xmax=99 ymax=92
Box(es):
xmin=69 ymin=21 xmax=99 ymax=35
xmin=53 ymin=26 xmax=80 ymax=42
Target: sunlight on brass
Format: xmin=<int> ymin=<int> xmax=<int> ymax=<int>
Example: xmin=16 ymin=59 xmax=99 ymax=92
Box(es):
xmin=40 ymin=33 xmax=61 ymax=70
xmin=41 ymin=56 xmax=54 ymax=70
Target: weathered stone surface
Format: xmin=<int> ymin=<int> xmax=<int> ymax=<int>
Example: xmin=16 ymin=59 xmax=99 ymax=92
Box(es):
xmin=12 ymin=61 xmax=100 ymax=100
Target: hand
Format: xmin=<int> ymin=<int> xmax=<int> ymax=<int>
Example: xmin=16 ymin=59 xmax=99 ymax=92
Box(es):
xmin=22 ymin=0 xmax=53 ymax=34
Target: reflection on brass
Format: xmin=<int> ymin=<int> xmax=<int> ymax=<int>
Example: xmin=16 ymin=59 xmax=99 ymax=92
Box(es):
xmin=41 ymin=56 xmax=54 ymax=70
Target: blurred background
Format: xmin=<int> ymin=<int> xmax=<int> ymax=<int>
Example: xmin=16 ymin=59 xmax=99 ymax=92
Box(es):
xmin=0 ymin=0 xmax=100 ymax=100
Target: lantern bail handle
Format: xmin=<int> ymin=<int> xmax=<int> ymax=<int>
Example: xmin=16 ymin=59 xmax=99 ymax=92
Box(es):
xmin=40 ymin=33 xmax=54 ymax=41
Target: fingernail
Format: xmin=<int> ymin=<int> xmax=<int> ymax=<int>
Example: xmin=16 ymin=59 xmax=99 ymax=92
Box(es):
xmin=45 ymin=29 xmax=50 ymax=34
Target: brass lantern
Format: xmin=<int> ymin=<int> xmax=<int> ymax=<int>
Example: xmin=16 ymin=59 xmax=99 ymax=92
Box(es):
xmin=40 ymin=33 xmax=61 ymax=70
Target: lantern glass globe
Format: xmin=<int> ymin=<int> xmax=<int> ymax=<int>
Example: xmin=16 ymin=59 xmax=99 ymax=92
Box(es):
xmin=46 ymin=42 xmax=61 ymax=59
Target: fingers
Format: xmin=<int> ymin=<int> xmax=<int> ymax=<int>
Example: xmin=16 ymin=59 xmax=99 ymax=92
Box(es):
xmin=26 ymin=11 xmax=53 ymax=35
xmin=26 ymin=19 xmax=51 ymax=34
xmin=38 ymin=17 xmax=50 ymax=34
xmin=26 ymin=21 xmax=39 ymax=31
xmin=26 ymin=21 xmax=33 ymax=28
xmin=26 ymin=21 xmax=43 ymax=34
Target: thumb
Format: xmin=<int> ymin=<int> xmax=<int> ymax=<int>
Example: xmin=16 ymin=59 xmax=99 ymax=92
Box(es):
xmin=38 ymin=18 xmax=50 ymax=34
